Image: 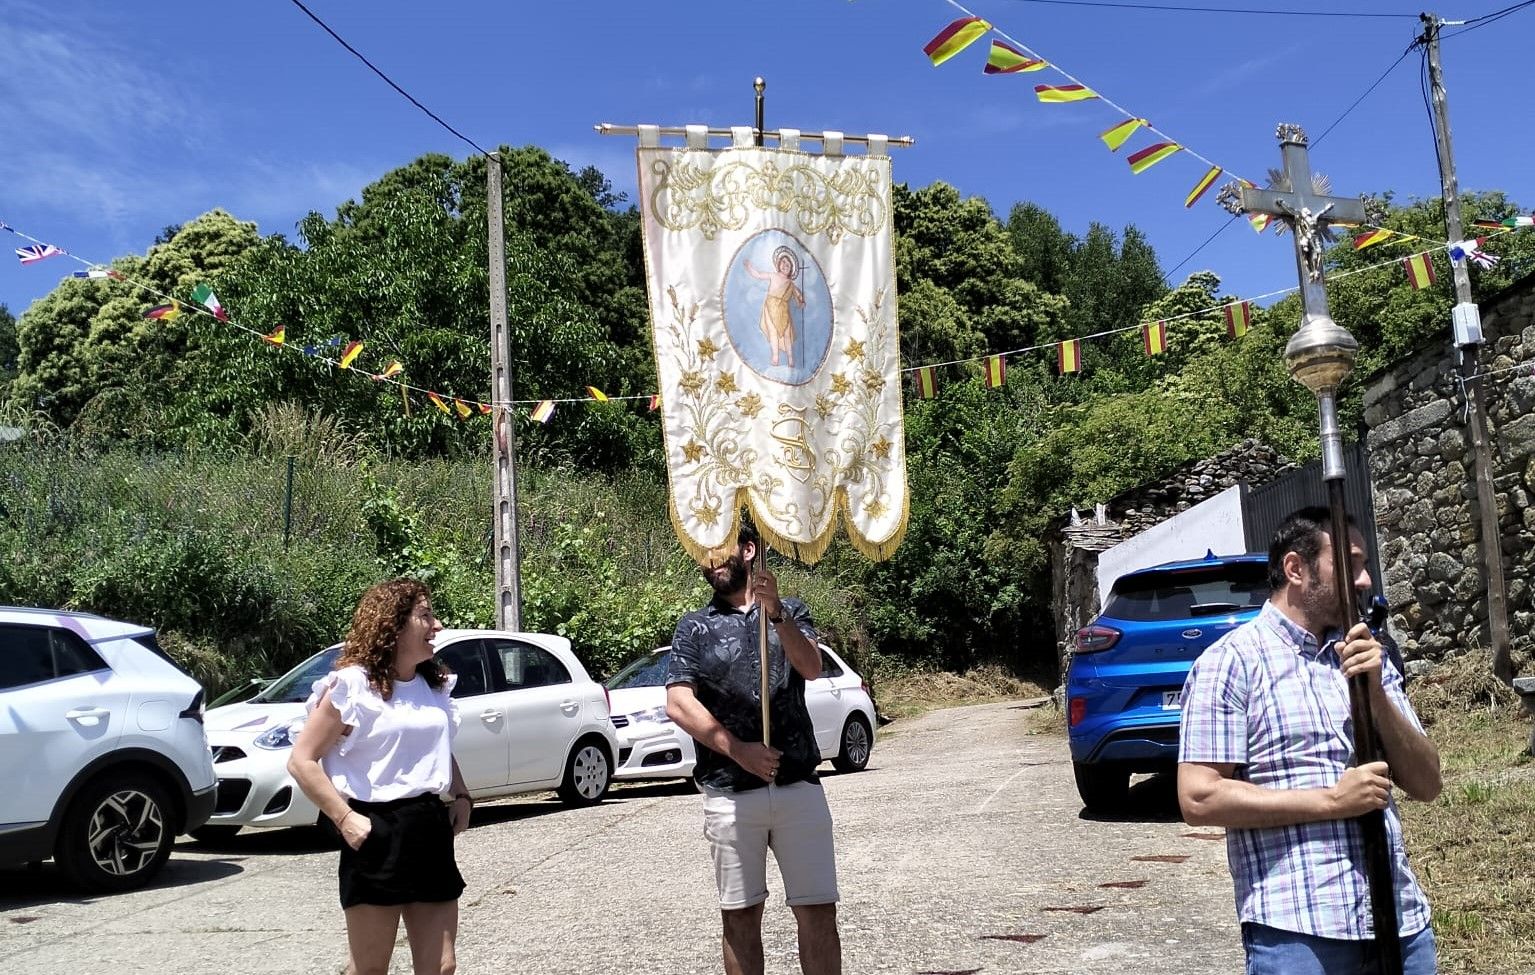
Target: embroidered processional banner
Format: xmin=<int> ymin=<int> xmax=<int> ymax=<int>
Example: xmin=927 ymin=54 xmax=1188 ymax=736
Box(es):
xmin=636 ymin=126 xmax=908 ymax=564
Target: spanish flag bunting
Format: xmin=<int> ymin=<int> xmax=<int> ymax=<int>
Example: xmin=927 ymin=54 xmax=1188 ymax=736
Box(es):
xmin=915 ymin=366 xmax=937 ymax=400
xmin=1352 ymin=229 xmax=1393 ymax=251
xmin=1403 ymin=252 xmax=1436 ymax=290
xmin=478 ymin=402 xmax=493 ymax=415
xmin=586 ymin=385 xmax=609 ymax=402
xmin=1473 ymin=219 xmax=1506 ymax=231
xmin=1127 ymin=142 xmax=1181 ymax=175
xmin=145 ymin=301 xmax=180 ymax=322
xmin=1185 ymin=166 xmax=1222 ymax=208
xmin=374 ymin=360 xmax=403 ymax=380
xmin=428 ymin=391 xmax=451 ymax=415
xmin=1142 ymin=321 xmax=1167 ymax=356
xmin=1058 ymin=339 xmax=1082 ymax=374
xmin=647 ymin=394 xmax=661 ymax=412
xmin=339 ymin=340 xmax=363 ymax=369
xmin=924 ymin=16 xmax=991 ymax=66
xmin=1035 ymin=84 xmax=1097 ymax=103
xmin=983 ymin=40 xmax=1046 ymax=74
xmin=983 ymin=355 xmax=1006 ymax=388
xmin=1238 ymin=180 xmax=1272 ymax=233
xmin=262 ymin=324 xmax=286 ymax=347
xmin=453 ymin=397 xmax=473 ymax=419
xmin=1099 ymin=118 xmax=1146 ymax=152
xmin=1225 ymin=301 xmax=1252 ymax=339
xmin=530 ymin=400 xmax=556 ymax=424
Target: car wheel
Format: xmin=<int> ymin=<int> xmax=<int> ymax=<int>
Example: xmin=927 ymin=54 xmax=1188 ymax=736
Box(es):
xmin=1072 ymin=761 xmax=1130 ymax=814
xmin=831 ymin=715 xmax=873 ymax=773
xmin=189 ymin=825 xmax=243 ymax=845
xmin=55 ymin=774 xmax=176 ymax=893
xmin=557 ymin=739 xmax=612 ymax=807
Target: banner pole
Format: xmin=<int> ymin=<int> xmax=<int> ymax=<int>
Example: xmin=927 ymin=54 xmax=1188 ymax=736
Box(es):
xmin=757 ymin=539 xmax=771 ymax=752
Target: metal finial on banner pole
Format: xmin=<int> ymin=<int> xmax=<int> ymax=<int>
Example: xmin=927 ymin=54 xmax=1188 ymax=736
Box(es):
xmin=754 ymin=77 xmax=766 ymax=149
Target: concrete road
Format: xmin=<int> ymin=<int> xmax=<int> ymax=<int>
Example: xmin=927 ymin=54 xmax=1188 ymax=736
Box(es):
xmin=0 ymin=701 xmax=1243 ymax=974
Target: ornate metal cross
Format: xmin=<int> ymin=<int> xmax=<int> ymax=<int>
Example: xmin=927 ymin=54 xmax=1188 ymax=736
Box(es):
xmin=1223 ymin=124 xmax=1366 ymax=334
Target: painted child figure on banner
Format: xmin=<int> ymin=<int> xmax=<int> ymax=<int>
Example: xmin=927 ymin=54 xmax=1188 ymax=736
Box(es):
xmin=745 ymin=246 xmax=806 ymax=368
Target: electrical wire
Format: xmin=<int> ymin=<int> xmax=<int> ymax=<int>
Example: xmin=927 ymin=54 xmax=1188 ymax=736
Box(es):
xmin=283 ymin=0 xmax=490 ymax=157
xmin=1446 ymin=0 xmax=1535 ymax=36
xmin=995 ymin=0 xmax=1416 ymax=17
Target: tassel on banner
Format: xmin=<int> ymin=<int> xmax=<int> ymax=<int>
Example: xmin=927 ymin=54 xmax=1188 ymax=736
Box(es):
xmin=983 ymin=355 xmax=1006 ymax=388
xmin=1185 ymin=166 xmax=1222 ymax=208
xmin=1058 ymin=339 xmax=1082 ymax=374
xmin=1225 ymin=301 xmax=1252 ymax=339
xmin=1142 ymin=321 xmax=1167 ymax=356
xmin=924 ymin=16 xmax=991 ymax=66
xmin=915 ymin=366 xmax=937 ymax=400
xmin=1099 ymin=118 xmax=1147 ymax=152
xmin=984 ymin=40 xmax=1046 ymax=74
xmin=1403 ymin=252 xmax=1436 ymax=289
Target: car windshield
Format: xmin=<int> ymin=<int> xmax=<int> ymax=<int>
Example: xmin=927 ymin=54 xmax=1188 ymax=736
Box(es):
xmin=252 ymin=646 xmax=342 ymax=704
xmin=1104 ymin=562 xmax=1270 ymax=622
xmin=606 ymin=649 xmax=670 ymax=690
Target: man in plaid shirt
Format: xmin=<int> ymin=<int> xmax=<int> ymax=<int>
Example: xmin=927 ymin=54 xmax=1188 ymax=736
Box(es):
xmin=1177 ymin=507 xmax=1443 ymax=974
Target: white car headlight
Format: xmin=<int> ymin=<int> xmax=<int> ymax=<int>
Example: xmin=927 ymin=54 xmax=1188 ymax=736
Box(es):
xmin=253 ymin=720 xmax=304 ymax=750
xmin=626 ymin=706 xmax=672 ymax=725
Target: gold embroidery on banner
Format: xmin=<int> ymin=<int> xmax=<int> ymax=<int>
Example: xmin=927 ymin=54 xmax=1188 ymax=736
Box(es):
xmin=646 ymin=156 xmax=889 ymax=243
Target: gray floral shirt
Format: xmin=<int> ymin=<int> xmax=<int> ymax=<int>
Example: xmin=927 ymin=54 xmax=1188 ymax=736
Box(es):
xmin=666 ymin=596 xmax=821 ymax=792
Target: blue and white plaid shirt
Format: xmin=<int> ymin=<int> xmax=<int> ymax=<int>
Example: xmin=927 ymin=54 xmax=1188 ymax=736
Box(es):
xmin=1178 ymin=601 xmax=1432 ymax=940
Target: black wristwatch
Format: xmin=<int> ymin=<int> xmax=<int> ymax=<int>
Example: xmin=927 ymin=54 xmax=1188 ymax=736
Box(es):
xmin=768 ymin=609 xmax=785 ymax=624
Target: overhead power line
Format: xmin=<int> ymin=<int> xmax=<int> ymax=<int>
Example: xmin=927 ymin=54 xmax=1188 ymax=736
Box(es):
xmin=283 ymin=0 xmax=490 ymax=157
xmin=999 ymin=0 xmax=1417 ymax=18
xmin=1443 ymin=0 xmax=1535 ymax=37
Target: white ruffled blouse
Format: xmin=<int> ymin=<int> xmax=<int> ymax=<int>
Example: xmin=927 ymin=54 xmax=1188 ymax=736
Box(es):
xmin=305 ymin=665 xmax=460 ymax=802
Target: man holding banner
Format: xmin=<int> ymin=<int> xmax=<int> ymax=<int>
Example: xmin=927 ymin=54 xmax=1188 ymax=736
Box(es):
xmin=666 ymin=521 xmax=842 ymax=975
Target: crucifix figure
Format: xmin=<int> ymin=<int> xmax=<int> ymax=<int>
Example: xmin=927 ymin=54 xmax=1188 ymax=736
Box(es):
xmin=1224 ymin=123 xmax=1406 ymax=975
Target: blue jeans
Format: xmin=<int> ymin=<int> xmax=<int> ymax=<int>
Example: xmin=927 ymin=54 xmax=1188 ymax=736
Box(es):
xmin=1243 ymin=923 xmax=1437 ymax=975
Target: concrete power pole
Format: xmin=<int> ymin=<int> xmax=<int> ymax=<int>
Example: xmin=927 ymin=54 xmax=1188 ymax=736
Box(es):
xmin=487 ymin=151 xmax=523 ymax=631
xmin=1420 ymin=13 xmax=1512 ymax=683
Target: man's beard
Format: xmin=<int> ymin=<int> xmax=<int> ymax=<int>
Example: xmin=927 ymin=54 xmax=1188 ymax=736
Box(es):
xmin=704 ymin=555 xmax=749 ymax=597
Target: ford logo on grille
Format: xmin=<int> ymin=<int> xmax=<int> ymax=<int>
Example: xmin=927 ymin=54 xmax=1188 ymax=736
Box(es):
xmin=1182 ymin=629 xmax=1203 ymax=640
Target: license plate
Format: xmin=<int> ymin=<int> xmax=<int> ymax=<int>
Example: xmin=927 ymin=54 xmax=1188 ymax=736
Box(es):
xmin=1161 ymin=691 xmax=1183 ymax=710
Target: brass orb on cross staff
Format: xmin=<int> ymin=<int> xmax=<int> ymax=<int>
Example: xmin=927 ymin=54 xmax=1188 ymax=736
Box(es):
xmin=1221 ymin=123 xmax=1404 ymax=975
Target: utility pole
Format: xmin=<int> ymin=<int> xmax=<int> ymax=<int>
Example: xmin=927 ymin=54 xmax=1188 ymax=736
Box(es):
xmin=1420 ymin=13 xmax=1512 ymax=683
xmin=487 ymin=151 xmax=523 ymax=631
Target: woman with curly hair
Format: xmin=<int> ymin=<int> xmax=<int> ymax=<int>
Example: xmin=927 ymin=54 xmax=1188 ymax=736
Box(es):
xmin=289 ymin=579 xmax=471 ymax=975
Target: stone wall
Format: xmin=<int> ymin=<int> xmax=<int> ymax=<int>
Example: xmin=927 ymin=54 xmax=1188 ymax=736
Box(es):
xmin=1363 ymin=275 xmax=1535 ymax=667
xmin=1048 ymin=439 xmax=1297 ymax=678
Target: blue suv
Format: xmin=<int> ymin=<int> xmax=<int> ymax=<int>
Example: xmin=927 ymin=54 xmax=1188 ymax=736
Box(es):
xmin=1066 ymin=551 xmax=1270 ymax=813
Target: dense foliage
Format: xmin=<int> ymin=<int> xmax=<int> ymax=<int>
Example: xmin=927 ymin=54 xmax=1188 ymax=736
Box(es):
xmin=2 ymin=148 xmax=1530 ymax=690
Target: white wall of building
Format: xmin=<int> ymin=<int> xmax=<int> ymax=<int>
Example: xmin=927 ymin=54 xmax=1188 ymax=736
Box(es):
xmin=1095 ymin=485 xmax=1249 ymax=608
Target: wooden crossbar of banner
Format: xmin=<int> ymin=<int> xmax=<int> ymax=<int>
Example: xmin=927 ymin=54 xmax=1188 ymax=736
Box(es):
xmin=595 ymin=123 xmax=916 ymax=148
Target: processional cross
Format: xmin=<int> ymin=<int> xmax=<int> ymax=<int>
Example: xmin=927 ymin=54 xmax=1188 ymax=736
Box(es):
xmin=1224 ymin=123 xmax=1403 ymax=975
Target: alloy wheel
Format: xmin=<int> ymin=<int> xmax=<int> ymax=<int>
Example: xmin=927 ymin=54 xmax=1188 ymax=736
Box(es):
xmin=87 ymin=789 xmax=166 ymax=877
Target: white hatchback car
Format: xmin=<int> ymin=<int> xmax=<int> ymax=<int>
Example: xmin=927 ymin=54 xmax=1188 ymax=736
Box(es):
xmin=199 ymin=630 xmax=619 ymax=839
xmin=606 ymin=644 xmax=876 ymax=782
xmin=0 ymin=607 xmax=217 ymax=891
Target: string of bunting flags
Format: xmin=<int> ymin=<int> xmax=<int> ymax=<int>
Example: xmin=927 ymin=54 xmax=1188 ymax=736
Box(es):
xmin=1 ymin=214 xmax=1526 ymax=415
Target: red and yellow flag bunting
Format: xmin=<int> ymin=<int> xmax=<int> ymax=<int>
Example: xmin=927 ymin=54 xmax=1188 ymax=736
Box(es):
xmin=915 ymin=366 xmax=938 ymax=400
xmin=1225 ymin=301 xmax=1252 ymax=339
xmin=339 ymin=340 xmax=363 ymax=369
xmin=1035 ymin=84 xmax=1097 ymax=103
xmin=1099 ymin=118 xmax=1147 ymax=152
xmin=1185 ymin=166 xmax=1222 ymax=209
xmin=262 ymin=324 xmax=286 ymax=347
xmin=1353 ymin=229 xmax=1393 ymax=251
xmin=1142 ymin=321 xmax=1167 ymax=356
xmin=1127 ymin=142 xmax=1181 ymax=175
xmin=984 ymin=40 xmax=1046 ymax=74
xmin=924 ymin=16 xmax=991 ymax=66
xmin=983 ymin=355 xmax=1006 ymax=388
xmin=1403 ymin=252 xmax=1436 ymax=289
xmin=1058 ymin=339 xmax=1082 ymax=374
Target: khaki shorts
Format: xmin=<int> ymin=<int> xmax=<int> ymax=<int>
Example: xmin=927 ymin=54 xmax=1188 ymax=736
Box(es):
xmin=701 ymin=780 xmax=840 ymax=910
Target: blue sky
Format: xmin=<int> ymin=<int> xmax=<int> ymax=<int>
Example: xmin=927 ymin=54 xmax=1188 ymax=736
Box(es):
xmin=2 ymin=0 xmax=1530 ymax=323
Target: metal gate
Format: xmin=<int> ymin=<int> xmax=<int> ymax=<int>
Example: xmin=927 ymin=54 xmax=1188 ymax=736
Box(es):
xmin=1239 ymin=438 xmax=1385 ymax=590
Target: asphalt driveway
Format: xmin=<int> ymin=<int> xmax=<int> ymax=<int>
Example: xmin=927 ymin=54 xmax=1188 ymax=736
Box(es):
xmin=0 ymin=700 xmax=1243 ymax=973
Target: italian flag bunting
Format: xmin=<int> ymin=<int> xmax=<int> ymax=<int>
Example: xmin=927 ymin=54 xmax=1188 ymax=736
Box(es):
xmin=983 ymin=355 xmax=1006 ymax=388
xmin=1403 ymin=252 xmax=1436 ymax=289
xmin=1225 ymin=301 xmax=1253 ymax=339
xmin=1058 ymin=339 xmax=1082 ymax=374
xmin=190 ymin=283 xmax=227 ymax=321
xmin=1142 ymin=321 xmax=1167 ymax=356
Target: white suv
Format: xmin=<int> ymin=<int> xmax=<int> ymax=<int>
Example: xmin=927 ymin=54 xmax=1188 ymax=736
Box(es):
xmin=200 ymin=630 xmax=620 ymax=837
xmin=0 ymin=607 xmax=217 ymax=891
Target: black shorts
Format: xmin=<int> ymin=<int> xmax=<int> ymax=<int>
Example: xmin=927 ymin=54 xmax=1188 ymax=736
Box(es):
xmin=336 ymin=793 xmax=466 ymax=909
